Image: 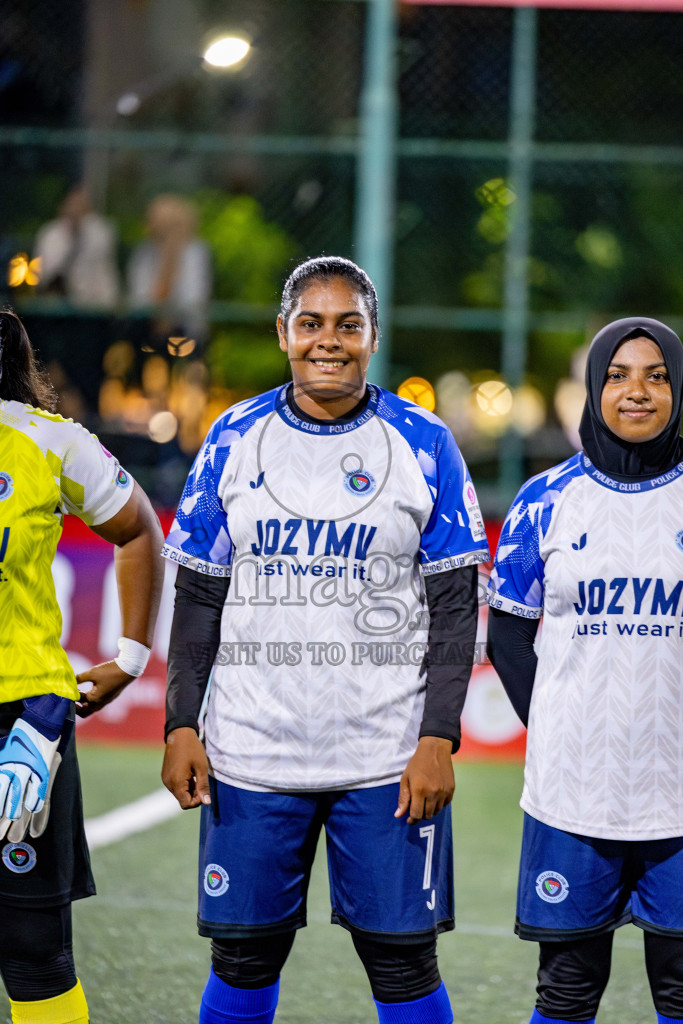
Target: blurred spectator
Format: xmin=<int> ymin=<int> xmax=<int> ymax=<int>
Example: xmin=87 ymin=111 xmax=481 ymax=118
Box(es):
xmin=33 ymin=184 xmax=120 ymax=308
xmin=126 ymin=194 xmax=212 ymax=355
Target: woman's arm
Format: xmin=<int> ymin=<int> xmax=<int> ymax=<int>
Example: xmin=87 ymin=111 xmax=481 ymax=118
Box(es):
xmin=75 ymin=481 xmax=164 ymax=716
xmin=395 ymin=565 xmax=479 ymax=824
xmin=164 ymin=566 xmax=229 ymax=736
xmin=486 ymin=607 xmax=539 ymax=727
xmin=420 ymin=564 xmax=480 ymax=747
xmin=161 ymin=566 xmax=229 ymax=810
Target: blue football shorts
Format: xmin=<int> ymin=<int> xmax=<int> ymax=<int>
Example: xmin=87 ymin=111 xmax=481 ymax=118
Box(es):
xmin=516 ymin=812 xmax=683 ymax=940
xmin=197 ymin=778 xmax=454 ymax=942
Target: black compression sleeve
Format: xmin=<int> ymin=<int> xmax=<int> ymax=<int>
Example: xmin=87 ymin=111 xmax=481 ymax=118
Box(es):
xmin=0 ymin=904 xmax=76 ymax=1001
xmin=165 ymin=565 xmax=230 ymax=740
xmin=419 ymin=565 xmax=479 ymax=752
xmin=486 ymin=607 xmax=539 ymax=727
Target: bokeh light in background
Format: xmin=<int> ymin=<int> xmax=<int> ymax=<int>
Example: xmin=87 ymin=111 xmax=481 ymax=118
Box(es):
xmin=471 ymin=378 xmax=513 ymax=435
xmin=554 ymin=379 xmax=585 ymax=450
xmin=148 ymin=410 xmax=178 ymax=444
xmin=435 ymin=371 xmax=471 ymax=439
xmin=115 ymin=93 xmax=143 ymax=117
xmin=554 ymin=344 xmax=588 ymax=450
xmin=3 ymin=3 xmax=681 ymax=512
xmin=397 ymin=376 xmax=436 ymax=412
xmin=511 ymin=384 xmax=546 ymax=436
xmin=7 ymin=254 xmax=41 ymax=288
xmin=98 ymin=341 xmax=218 ymax=456
xmin=435 ymin=370 xmax=547 ymax=444
xmin=474 ymin=177 xmax=516 ymax=244
xmin=166 ymin=337 xmax=196 ymax=358
xmin=203 ymin=36 xmax=251 ymax=69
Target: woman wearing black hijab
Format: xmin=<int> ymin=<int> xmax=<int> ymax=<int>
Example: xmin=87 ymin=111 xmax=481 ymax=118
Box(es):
xmin=487 ymin=317 xmax=683 ymax=1024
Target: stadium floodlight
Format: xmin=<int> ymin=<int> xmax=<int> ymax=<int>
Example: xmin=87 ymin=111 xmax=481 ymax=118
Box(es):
xmin=113 ymin=37 xmax=251 ymax=119
xmin=89 ymin=34 xmax=254 ymax=207
xmin=203 ymin=36 xmax=251 ymax=69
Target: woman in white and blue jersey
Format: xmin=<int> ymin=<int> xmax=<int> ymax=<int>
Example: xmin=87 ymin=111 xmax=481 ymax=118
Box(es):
xmin=487 ymin=317 xmax=683 ymax=1024
xmin=162 ymin=256 xmax=489 ymax=1024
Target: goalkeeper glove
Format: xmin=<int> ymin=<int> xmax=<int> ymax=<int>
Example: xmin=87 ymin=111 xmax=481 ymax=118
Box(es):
xmin=5 ymin=717 xmax=75 ymax=843
xmin=0 ymin=694 xmax=72 ymax=842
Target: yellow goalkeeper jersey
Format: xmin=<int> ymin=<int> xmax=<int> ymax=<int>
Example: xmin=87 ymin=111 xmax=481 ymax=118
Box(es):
xmin=0 ymin=399 xmax=133 ymax=701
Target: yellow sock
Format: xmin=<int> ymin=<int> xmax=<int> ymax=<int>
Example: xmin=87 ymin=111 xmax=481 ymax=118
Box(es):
xmin=10 ymin=979 xmax=88 ymax=1024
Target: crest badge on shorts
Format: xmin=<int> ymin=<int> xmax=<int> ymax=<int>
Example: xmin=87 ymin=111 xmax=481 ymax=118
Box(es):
xmin=535 ymin=870 xmax=569 ymax=904
xmin=204 ymin=863 xmax=230 ymax=897
xmin=2 ymin=842 xmax=37 ymax=873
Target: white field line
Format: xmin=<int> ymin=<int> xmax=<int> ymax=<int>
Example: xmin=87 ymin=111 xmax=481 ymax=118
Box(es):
xmin=82 ymin=797 xmax=646 ymax=955
xmin=85 ymin=788 xmax=182 ymax=850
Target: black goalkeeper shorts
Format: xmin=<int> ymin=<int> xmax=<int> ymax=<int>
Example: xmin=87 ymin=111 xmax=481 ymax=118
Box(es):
xmin=0 ymin=700 xmax=96 ymax=907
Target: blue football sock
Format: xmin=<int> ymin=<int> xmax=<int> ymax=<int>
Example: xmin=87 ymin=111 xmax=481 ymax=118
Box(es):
xmin=198 ymin=969 xmax=279 ymax=1024
xmin=657 ymin=1014 xmax=683 ymax=1024
xmin=529 ymin=1011 xmax=595 ymax=1024
xmin=373 ymin=981 xmax=453 ymax=1024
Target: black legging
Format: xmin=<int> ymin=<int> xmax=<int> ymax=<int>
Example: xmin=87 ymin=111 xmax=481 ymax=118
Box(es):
xmin=645 ymin=932 xmax=683 ymax=1018
xmin=536 ymin=931 xmax=683 ymax=1021
xmin=0 ymin=903 xmax=76 ymax=1001
xmin=211 ymin=930 xmax=442 ymax=1004
xmin=351 ymin=932 xmax=442 ymax=1003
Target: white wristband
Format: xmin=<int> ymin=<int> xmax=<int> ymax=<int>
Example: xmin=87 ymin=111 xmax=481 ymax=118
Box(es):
xmin=115 ymin=637 xmax=151 ymax=678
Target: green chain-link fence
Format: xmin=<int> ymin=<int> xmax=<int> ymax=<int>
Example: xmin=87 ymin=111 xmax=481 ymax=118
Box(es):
xmin=1 ymin=0 xmax=682 ymax=510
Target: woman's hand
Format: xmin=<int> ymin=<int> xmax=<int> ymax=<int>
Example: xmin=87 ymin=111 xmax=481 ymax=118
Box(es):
xmin=76 ymin=661 xmax=135 ymax=718
xmin=394 ymin=736 xmax=455 ymax=825
xmin=162 ymin=727 xmax=212 ymax=810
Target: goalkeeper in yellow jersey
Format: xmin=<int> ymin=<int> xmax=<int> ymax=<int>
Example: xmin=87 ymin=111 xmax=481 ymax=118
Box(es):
xmin=0 ymin=309 xmax=164 ymax=1024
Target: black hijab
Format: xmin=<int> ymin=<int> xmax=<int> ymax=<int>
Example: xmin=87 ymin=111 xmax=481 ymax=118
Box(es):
xmin=578 ymin=316 xmax=683 ymax=481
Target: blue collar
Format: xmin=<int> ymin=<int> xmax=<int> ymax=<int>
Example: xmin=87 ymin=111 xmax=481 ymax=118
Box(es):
xmin=581 ymin=452 xmax=683 ymax=492
xmin=274 ymin=384 xmax=380 ymax=435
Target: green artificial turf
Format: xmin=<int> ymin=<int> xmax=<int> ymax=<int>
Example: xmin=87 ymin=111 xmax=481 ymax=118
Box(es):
xmin=0 ymin=747 xmax=657 ymax=1023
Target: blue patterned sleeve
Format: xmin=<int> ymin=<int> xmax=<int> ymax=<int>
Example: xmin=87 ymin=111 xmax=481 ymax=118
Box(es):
xmin=487 ymin=456 xmax=582 ymax=617
xmin=420 ymin=424 xmax=490 ymax=575
xmin=162 ymin=417 xmax=235 ymax=578
xmin=487 ymin=489 xmax=545 ymax=618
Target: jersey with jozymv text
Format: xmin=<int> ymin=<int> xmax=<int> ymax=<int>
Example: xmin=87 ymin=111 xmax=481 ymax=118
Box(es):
xmin=488 ymin=454 xmax=683 ymax=840
xmin=163 ymin=385 xmax=489 ymax=791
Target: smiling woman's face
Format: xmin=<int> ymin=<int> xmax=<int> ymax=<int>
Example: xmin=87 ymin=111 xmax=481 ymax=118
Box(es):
xmin=277 ymin=275 xmax=378 ymax=420
xmin=600 ymin=335 xmax=673 ymax=444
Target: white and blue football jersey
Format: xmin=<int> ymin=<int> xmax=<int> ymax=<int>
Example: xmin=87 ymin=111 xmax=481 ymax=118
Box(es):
xmin=488 ymin=453 xmax=683 ymax=840
xmin=163 ymin=384 xmax=489 ymax=791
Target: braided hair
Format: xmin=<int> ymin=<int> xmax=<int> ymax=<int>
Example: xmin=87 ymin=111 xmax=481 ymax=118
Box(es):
xmin=0 ymin=309 xmax=57 ymax=411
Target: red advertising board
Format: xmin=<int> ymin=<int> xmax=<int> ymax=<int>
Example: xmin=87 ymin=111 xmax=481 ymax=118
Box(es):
xmin=59 ymin=516 xmax=525 ymax=760
xmin=57 ymin=514 xmax=173 ymax=747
